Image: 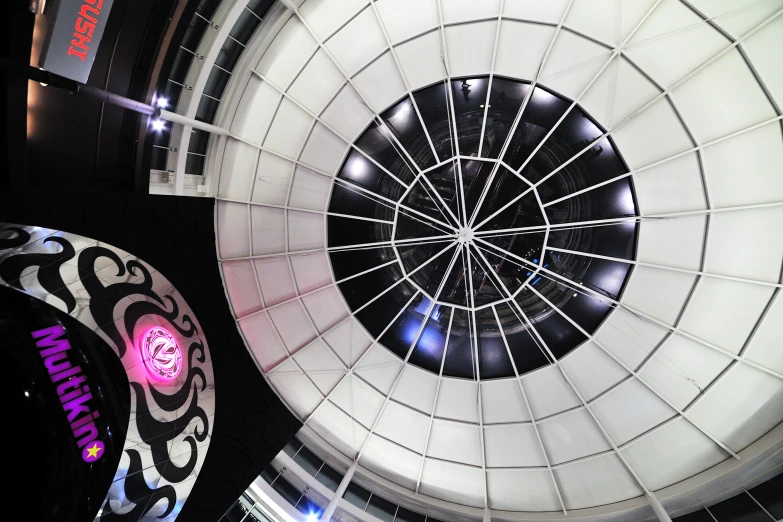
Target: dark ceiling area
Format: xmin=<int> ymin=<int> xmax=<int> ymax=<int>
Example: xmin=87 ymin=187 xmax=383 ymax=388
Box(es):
xmin=1 ymin=1 xmax=300 ymax=519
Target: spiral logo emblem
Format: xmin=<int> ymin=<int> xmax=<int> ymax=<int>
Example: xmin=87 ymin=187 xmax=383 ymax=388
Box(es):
xmin=139 ymin=326 xmax=182 ymax=381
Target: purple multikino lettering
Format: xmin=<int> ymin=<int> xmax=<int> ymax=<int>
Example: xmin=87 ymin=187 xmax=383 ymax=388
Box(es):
xmin=31 ymin=325 xmax=105 ymax=462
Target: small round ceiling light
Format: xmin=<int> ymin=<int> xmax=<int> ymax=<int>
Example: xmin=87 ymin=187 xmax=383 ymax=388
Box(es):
xmin=138 ymin=326 xmax=182 ymax=381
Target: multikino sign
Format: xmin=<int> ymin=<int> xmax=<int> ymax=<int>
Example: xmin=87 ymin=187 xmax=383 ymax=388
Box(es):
xmin=32 ymin=325 xmax=105 ymax=463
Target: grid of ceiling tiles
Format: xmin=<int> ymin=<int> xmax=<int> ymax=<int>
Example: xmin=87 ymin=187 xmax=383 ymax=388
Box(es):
xmin=215 ymin=0 xmax=783 ymax=515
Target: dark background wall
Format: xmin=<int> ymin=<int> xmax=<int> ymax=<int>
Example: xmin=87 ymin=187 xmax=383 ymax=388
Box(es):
xmin=0 ymin=189 xmax=301 ymax=521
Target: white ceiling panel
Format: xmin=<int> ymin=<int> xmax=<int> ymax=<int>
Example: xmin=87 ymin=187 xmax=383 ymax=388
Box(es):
xmin=625 ymin=0 xmax=729 ymax=89
xmin=487 ymin=469 xmax=561 ymax=511
xmin=702 ymin=124 xmax=783 ymax=209
xmin=375 ymin=0 xmax=439 ymax=44
xmin=704 ymin=206 xmax=783 ymax=283
xmin=395 ymin=31 xmax=445 ymax=91
xmin=565 ymin=0 xmax=622 ymax=46
xmin=441 ymin=0 xmax=501 ymax=24
xmin=218 ymin=139 xmax=256 ymax=200
xmin=239 ymin=311 xmax=288 ymax=372
xmin=621 ymin=266 xmax=697 ymax=325
xmin=639 ymin=334 xmax=733 ymax=410
xmin=612 ymin=98 xmax=693 ymax=170
xmin=521 ymin=365 xmax=581 ymax=420
xmin=324 ymin=316 xmax=373 ymax=367
xmin=290 ymin=251 xmax=332 ymax=293
xmin=635 ymin=216 xmax=705 ymax=271
xmin=229 ymin=76 xmax=281 ymax=143
xmin=250 ymin=205 xmax=286 ymax=256
xmin=689 ymin=0 xmax=783 ymax=41
xmin=269 ymin=299 xmax=318 ymax=353
xmin=494 ymin=21 xmax=555 ymax=81
xmin=299 ymin=123 xmax=349 ymax=175
xmin=484 ymin=423 xmax=546 ymax=468
xmin=560 ymin=341 xmax=629 ymax=402
xmin=673 ymin=50 xmax=775 ymax=144
xmin=321 ymin=85 xmax=374 ymax=141
xmin=503 ymin=0 xmax=570 ymax=24
xmin=622 ymin=417 xmax=728 ymax=491
xmin=419 ymin=459 xmax=485 ymax=508
xmin=288 ymin=167 xmax=331 ymax=211
xmin=688 ymin=363 xmax=783 ymax=453
xmin=325 ymin=7 xmax=387 ymax=77
xmin=221 ymin=260 xmax=263 ymax=318
xmin=287 ymin=210 xmax=325 ymax=251
xmin=293 ymin=338 xmax=345 ymax=395
xmin=330 ymin=374 xmax=385 ymax=428
xmin=287 ymin=50 xmax=345 ymax=115
xmin=298 ymin=0 xmax=369 ymax=41
xmin=539 ymin=30 xmax=612 ymax=100
xmin=309 ymin=399 xmax=369 ymax=458
xmin=352 ymin=52 xmax=407 ymax=113
xmin=267 ymin=359 xmax=323 ymax=419
xmin=632 ymin=153 xmax=707 ymax=215
xmin=263 ymin=97 xmax=314 ymax=158
xmin=434 ymin=377 xmax=478 ymax=423
xmin=375 ymin=401 xmax=430 ymax=453
xmin=591 ymin=377 xmax=677 ymax=446
xmin=360 ymin=434 xmax=422 ymax=491
xmin=256 ymin=16 xmax=318 ymax=90
xmin=743 ymin=14 xmax=783 ymax=109
xmin=679 ymin=278 xmax=774 ymax=355
xmin=594 ymin=308 xmax=668 ymax=370
xmin=391 ymin=365 xmax=439 ymax=415
xmin=581 ymin=56 xmax=660 ymax=130
xmin=554 ymin=453 xmax=644 ymax=510
xmin=481 ymin=379 xmax=531 ymax=423
xmin=251 ymin=151 xmax=293 ymax=206
xmin=217 ymin=201 xmax=249 ymax=259
xmin=302 ymin=286 xmax=348 ymax=333
xmin=743 ymin=290 xmax=783 ymax=375
xmin=354 ymin=344 xmax=402 ymax=394
xmin=444 ymin=21 xmax=497 ymax=77
xmin=254 ymin=256 xmax=297 ymax=307
xmin=539 ymin=408 xmax=612 ymax=465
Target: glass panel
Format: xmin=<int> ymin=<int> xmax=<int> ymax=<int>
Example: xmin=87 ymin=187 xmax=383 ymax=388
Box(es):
xmin=381 ymin=96 xmax=436 ymax=170
xmin=181 ymin=14 xmax=209 ymax=52
xmin=204 ymin=66 xmax=230 ymax=99
xmin=413 ymin=81 xmax=453 ymax=161
xmin=271 ymin=476 xmax=303 ymax=507
xmin=196 ymin=95 xmax=219 ymax=123
xmin=260 ymin=465 xmax=278 ymax=484
xmin=749 ymin=473 xmax=783 ymax=519
xmin=315 ymin=463 xmax=343 ymax=492
xmin=170 ymin=48 xmax=192 ymax=84
xmin=355 ymin=122 xmax=416 ymax=185
xmin=337 ymin=257 xmax=402 ymax=311
xmin=247 ymin=0 xmax=275 ymax=19
xmin=196 ymin=0 xmax=221 ymax=19
xmin=189 ymin=129 xmax=211 ymax=155
xmin=408 ymin=306 xmax=452 ymax=373
xmin=293 ymin=446 xmax=323 ymax=477
xmin=367 ymin=495 xmax=397 ymax=522
xmin=451 ymin=77 xmax=489 ymax=156
xmin=477 ymin=307 xmax=514 ymax=379
xmin=442 ymin=309 xmax=475 ymax=378
xmin=674 ymin=509 xmax=720 ymax=522
xmin=708 ymin=492 xmax=771 ymax=522
xmin=380 ymin=294 xmax=432 ymax=359
xmin=395 ymin=506 xmax=426 ymax=522
xmin=185 ymin=153 xmax=205 ymax=175
xmin=481 ymin=78 xmax=530 ymax=158
xmin=231 ymin=8 xmax=261 ymax=44
xmin=282 ymin=438 xmax=302 ymax=458
xmin=495 ymin=302 xmax=550 ymax=375
xmin=343 ymin=482 xmax=371 ymax=510
xmin=337 ymin=149 xmax=407 ymax=200
xmin=329 ymin=183 xmax=394 ymax=221
xmin=355 ymin=283 xmax=417 ymax=338
xmin=330 ymin=247 xmax=395 ymax=282
xmin=327 ymin=216 xmax=393 ymax=249
xmin=216 ymin=37 xmax=245 ymax=72
xmin=516 ymin=289 xmax=587 ymax=360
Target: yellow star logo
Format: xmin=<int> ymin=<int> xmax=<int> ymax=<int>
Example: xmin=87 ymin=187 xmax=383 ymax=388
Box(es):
xmin=86 ymin=443 xmax=103 ymax=458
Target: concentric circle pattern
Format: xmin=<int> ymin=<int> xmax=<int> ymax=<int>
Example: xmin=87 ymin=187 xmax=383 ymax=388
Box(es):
xmin=328 ymin=78 xmax=636 ymax=379
xmin=215 ymin=0 xmax=783 ymax=516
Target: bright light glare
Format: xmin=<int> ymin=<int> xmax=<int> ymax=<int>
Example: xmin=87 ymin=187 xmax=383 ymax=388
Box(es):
xmin=306 ymin=514 xmax=319 ymax=522
xmin=156 ymin=97 xmax=169 ymax=109
xmin=151 ymin=119 xmax=166 ymax=132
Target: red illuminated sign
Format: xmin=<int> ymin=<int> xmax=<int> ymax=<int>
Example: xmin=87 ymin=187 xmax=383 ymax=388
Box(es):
xmin=67 ymin=0 xmax=106 ymax=61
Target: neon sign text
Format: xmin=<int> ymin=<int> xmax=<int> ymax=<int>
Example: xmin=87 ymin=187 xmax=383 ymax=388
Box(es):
xmin=138 ymin=326 xmax=182 ymax=381
xmin=67 ymin=0 xmax=106 ymax=61
xmin=32 ymin=324 xmax=104 ymax=462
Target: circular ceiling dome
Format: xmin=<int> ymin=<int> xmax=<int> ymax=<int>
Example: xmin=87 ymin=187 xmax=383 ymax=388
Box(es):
xmin=215 ymin=0 xmax=783 ymax=517
xmin=327 ymin=77 xmax=636 ymax=379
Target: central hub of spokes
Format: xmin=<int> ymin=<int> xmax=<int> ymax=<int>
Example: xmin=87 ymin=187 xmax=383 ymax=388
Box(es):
xmin=456 ymin=227 xmax=474 ymax=245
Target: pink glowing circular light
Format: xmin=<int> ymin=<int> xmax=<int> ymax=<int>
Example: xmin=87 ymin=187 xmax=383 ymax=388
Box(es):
xmin=138 ymin=326 xmax=182 ymax=381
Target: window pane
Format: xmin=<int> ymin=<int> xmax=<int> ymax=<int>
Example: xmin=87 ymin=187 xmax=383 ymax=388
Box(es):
xmin=343 ymin=482 xmax=371 ymax=510
xmin=293 ymin=446 xmax=323 ymax=477
xmin=708 ymin=492 xmax=771 ymax=522
xmin=366 ymin=494 xmax=397 ymax=522
xmin=260 ymin=465 xmax=278 ymax=484
xmin=315 ymin=463 xmax=343 ymax=492
xmin=749 ymin=473 xmax=783 ymax=519
xmin=271 ymin=476 xmax=303 ymax=507
xmin=282 ymin=439 xmax=303 ymax=458
xmin=674 ymin=509 xmax=719 ymax=522
xmin=395 ymin=506 xmax=426 ymax=522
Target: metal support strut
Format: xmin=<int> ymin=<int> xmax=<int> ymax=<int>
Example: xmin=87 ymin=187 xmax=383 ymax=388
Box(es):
xmin=319 ymin=460 xmax=358 ymax=522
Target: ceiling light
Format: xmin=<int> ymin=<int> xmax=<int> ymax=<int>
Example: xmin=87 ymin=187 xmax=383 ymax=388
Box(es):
xmin=151 ymin=119 xmax=166 ymax=132
xmin=156 ymin=97 xmax=169 ymax=109
xmin=306 ymin=514 xmax=319 ymax=522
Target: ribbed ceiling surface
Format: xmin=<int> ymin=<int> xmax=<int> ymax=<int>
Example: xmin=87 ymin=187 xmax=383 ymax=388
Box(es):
xmin=214 ymin=0 xmax=783 ymax=516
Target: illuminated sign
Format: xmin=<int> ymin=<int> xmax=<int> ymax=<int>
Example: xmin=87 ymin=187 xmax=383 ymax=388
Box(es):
xmin=32 ymin=324 xmax=104 ymax=462
xmin=39 ymin=0 xmax=116 ymax=83
xmin=138 ymin=326 xmax=182 ymax=381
